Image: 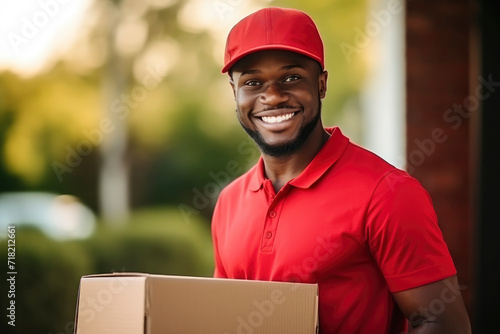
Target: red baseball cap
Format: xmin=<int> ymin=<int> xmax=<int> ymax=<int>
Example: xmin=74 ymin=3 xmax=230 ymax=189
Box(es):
xmin=222 ymin=7 xmax=324 ymax=73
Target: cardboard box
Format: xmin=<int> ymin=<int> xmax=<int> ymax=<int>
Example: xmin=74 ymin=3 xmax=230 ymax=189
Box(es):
xmin=74 ymin=273 xmax=318 ymax=334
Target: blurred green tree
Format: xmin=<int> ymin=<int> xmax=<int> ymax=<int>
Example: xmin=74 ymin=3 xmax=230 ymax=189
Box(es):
xmin=0 ymin=0 xmax=368 ymax=223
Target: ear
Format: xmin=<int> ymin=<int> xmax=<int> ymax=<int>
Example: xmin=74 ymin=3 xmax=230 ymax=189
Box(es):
xmin=319 ymin=70 xmax=328 ymax=99
xmin=229 ymin=76 xmax=236 ymax=99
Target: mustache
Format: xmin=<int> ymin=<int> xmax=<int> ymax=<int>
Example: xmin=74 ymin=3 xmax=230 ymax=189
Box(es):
xmin=259 ymin=105 xmax=301 ymax=112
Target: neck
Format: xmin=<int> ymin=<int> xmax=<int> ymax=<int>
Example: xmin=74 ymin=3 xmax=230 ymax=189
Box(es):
xmin=262 ymin=125 xmax=330 ymax=193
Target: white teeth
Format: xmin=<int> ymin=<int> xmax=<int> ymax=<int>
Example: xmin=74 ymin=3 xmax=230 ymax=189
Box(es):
xmin=261 ymin=112 xmax=294 ymax=124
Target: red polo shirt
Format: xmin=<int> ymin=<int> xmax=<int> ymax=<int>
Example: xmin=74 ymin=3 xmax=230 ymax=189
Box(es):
xmin=211 ymin=127 xmax=456 ymax=333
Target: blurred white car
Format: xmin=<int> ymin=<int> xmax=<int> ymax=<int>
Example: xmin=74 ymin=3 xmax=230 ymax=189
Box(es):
xmin=0 ymin=192 xmax=95 ymax=240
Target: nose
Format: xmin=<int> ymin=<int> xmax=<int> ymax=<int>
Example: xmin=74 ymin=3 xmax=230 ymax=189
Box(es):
xmin=260 ymin=82 xmax=289 ymax=106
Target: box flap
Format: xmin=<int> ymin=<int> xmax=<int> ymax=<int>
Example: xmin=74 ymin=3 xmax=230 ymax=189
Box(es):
xmin=75 ymin=276 xmax=147 ymax=334
xmin=82 ymin=272 xmax=150 ymax=278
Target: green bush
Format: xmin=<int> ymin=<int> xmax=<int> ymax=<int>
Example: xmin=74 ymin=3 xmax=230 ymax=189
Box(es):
xmin=85 ymin=207 xmax=214 ymax=276
xmin=0 ymin=207 xmax=214 ymax=334
xmin=0 ymin=228 xmax=91 ymax=334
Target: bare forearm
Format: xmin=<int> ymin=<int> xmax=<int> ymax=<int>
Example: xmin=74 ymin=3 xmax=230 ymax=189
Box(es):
xmin=394 ymin=276 xmax=471 ymax=334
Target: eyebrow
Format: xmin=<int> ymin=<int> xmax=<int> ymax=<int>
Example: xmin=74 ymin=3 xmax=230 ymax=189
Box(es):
xmin=240 ymin=64 xmax=305 ymax=77
xmin=240 ymin=69 xmax=261 ymax=76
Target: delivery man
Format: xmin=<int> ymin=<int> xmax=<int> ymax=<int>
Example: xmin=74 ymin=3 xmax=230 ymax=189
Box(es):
xmin=211 ymin=7 xmax=471 ymax=333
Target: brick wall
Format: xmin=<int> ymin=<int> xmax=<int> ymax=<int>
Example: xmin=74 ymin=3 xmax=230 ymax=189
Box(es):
xmin=405 ymin=0 xmax=474 ymax=313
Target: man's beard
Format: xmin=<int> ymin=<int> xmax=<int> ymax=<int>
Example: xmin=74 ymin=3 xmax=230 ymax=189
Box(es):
xmin=238 ymin=101 xmax=322 ymax=158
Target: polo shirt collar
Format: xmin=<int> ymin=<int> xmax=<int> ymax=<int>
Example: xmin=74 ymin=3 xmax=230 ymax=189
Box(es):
xmin=248 ymin=127 xmax=350 ymax=191
xmin=249 ymin=157 xmax=266 ymax=191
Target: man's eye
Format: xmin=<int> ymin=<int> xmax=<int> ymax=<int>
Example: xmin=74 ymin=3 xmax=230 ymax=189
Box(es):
xmin=245 ymin=80 xmax=260 ymax=86
xmin=284 ymin=75 xmax=301 ymax=82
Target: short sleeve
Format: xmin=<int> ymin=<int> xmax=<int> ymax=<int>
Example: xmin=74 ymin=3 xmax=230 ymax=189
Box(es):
xmin=365 ymin=170 xmax=456 ymax=292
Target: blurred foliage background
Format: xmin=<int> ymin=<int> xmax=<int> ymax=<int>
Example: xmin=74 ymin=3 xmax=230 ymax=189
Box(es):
xmin=0 ymin=0 xmax=368 ymax=332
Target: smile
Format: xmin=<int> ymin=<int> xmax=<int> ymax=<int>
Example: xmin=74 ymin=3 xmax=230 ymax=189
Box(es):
xmin=261 ymin=112 xmax=296 ymax=124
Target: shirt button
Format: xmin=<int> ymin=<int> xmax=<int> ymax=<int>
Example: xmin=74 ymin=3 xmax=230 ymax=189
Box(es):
xmin=269 ymin=211 xmax=277 ymax=218
xmin=265 ymin=232 xmax=273 ymax=239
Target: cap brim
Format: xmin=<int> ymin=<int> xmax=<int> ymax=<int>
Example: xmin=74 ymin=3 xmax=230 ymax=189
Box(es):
xmin=222 ymin=44 xmax=324 ymax=73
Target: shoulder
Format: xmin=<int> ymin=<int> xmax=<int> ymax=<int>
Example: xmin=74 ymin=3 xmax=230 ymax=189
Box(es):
xmin=332 ymin=141 xmax=404 ymax=191
xmin=345 ymin=142 xmax=398 ymax=174
xmin=327 ymin=140 xmax=433 ymax=209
